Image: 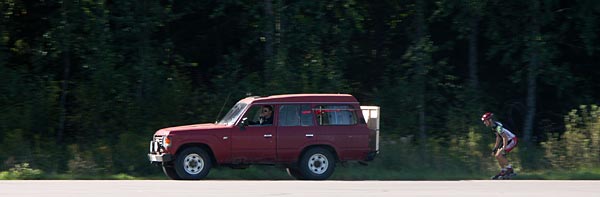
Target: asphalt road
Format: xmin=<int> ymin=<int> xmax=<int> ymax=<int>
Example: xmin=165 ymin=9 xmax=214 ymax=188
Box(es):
xmin=1 ymin=180 xmax=599 ymax=197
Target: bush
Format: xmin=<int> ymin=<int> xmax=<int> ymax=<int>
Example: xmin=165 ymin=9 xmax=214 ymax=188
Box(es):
xmin=448 ymin=128 xmax=499 ymax=173
xmin=542 ymin=105 xmax=600 ymax=169
xmin=67 ymin=144 xmax=101 ymax=175
xmin=0 ymin=163 xmax=44 ymax=180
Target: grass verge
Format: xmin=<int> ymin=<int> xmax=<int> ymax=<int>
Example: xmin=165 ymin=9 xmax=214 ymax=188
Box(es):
xmin=3 ymin=164 xmax=600 ymax=180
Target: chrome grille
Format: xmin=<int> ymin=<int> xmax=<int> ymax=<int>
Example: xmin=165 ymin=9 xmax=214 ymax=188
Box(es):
xmin=149 ymin=135 xmax=164 ymax=153
xmin=154 ymin=135 xmax=164 ymax=144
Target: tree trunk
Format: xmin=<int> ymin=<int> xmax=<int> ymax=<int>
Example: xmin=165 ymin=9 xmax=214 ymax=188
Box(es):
xmin=523 ymin=1 xmax=540 ymax=144
xmin=274 ymin=0 xmax=284 ymax=64
xmin=524 ymin=45 xmax=538 ymax=143
xmin=415 ymin=0 xmax=427 ymax=141
xmin=57 ymin=1 xmax=72 ymax=143
xmin=467 ymin=17 xmax=480 ymax=90
xmin=265 ymin=0 xmax=287 ymax=93
xmin=57 ymin=48 xmax=70 ymax=143
xmin=264 ymin=0 xmax=274 ymax=62
xmin=263 ymin=0 xmax=277 ymax=92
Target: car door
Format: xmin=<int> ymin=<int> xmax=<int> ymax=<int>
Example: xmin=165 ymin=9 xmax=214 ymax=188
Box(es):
xmin=231 ymin=104 xmax=277 ymax=163
xmin=276 ymin=104 xmax=316 ymax=162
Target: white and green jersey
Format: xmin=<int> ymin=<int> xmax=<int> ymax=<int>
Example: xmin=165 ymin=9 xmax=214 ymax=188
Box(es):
xmin=492 ymin=121 xmax=516 ymax=138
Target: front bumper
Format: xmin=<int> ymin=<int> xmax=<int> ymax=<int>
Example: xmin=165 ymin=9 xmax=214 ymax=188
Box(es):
xmin=148 ymin=153 xmax=173 ymax=163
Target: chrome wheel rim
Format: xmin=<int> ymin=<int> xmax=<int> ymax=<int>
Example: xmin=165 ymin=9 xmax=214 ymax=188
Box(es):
xmin=183 ymin=153 xmax=204 ymax=175
xmin=308 ymin=153 xmax=328 ymax=175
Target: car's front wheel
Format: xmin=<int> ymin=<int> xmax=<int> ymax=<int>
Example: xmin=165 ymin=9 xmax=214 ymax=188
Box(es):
xmin=298 ymin=147 xmax=335 ymax=180
xmin=174 ymin=147 xmax=212 ymax=180
xmin=162 ymin=165 xmax=181 ymax=180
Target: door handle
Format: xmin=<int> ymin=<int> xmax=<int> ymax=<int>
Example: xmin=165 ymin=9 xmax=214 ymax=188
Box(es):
xmin=264 ymin=134 xmax=273 ymax=138
xmin=305 ymin=133 xmax=314 ymax=137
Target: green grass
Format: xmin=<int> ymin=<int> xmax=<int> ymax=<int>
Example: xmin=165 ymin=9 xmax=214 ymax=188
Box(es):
xmin=97 ymin=166 xmax=600 ymax=180
xmin=0 ymin=172 xmax=162 ymax=180
xmin=3 ymin=166 xmax=600 ymax=180
xmin=332 ymin=166 xmax=482 ymax=180
xmin=513 ymin=168 xmax=600 ymax=180
xmin=47 ymin=173 xmax=140 ymax=180
xmin=332 ymin=163 xmax=600 ymax=180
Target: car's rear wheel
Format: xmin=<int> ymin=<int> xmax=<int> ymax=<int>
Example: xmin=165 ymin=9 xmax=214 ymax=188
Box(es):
xmin=174 ymin=147 xmax=212 ymax=180
xmin=286 ymin=166 xmax=304 ymax=180
xmin=298 ymin=147 xmax=335 ymax=180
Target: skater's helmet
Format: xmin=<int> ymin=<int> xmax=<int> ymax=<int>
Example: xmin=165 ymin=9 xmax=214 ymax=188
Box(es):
xmin=481 ymin=112 xmax=493 ymax=122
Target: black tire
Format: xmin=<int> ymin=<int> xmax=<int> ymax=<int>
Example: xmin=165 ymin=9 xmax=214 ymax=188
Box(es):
xmin=286 ymin=166 xmax=304 ymax=180
xmin=174 ymin=147 xmax=212 ymax=180
xmin=162 ymin=165 xmax=181 ymax=180
xmin=298 ymin=147 xmax=336 ymax=180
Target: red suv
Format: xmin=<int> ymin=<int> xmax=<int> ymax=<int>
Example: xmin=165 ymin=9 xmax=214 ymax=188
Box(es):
xmin=148 ymin=94 xmax=379 ymax=180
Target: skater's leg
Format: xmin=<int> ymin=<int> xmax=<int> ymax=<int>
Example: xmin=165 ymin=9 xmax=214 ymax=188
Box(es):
xmin=491 ymin=148 xmax=510 ymax=179
xmin=495 ymin=148 xmax=508 ymax=169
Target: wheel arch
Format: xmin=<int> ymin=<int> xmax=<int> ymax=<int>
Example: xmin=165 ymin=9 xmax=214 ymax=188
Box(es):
xmin=299 ymin=144 xmax=339 ymax=163
xmin=175 ymin=143 xmax=217 ymax=166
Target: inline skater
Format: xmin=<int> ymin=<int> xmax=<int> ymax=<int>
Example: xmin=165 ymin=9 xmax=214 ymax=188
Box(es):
xmin=481 ymin=112 xmax=518 ymax=179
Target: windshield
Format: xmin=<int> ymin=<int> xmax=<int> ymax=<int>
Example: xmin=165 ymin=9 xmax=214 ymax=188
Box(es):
xmin=218 ymin=102 xmax=248 ymax=125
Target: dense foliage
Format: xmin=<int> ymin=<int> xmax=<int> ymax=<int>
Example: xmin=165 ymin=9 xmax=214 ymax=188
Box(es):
xmin=1 ymin=0 xmax=599 ymax=177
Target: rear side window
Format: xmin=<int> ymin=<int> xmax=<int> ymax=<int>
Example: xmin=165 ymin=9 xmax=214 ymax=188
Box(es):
xmin=279 ymin=105 xmax=314 ymax=127
xmin=315 ymin=105 xmax=357 ymax=126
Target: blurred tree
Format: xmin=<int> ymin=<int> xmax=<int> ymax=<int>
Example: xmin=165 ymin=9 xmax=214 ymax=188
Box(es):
xmin=435 ymin=0 xmax=490 ymax=128
xmin=265 ymin=1 xmax=354 ymax=94
xmin=484 ymin=0 xmax=561 ymax=144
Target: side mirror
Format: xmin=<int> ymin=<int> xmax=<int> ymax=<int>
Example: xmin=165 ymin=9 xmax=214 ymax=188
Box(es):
xmin=239 ymin=117 xmax=249 ymax=130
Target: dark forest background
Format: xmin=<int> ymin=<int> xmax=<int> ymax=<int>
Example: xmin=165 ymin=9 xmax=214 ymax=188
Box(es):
xmin=1 ymin=0 xmax=599 ymax=178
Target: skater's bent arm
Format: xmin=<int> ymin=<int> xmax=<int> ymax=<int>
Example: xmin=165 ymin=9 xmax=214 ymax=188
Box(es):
xmin=501 ymin=133 xmax=508 ymax=150
xmin=494 ymin=133 xmax=501 ymax=149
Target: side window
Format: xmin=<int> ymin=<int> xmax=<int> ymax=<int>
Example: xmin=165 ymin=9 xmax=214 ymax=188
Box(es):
xmin=279 ymin=105 xmax=314 ymax=127
xmin=315 ymin=105 xmax=357 ymax=126
xmin=243 ymin=105 xmax=274 ymax=126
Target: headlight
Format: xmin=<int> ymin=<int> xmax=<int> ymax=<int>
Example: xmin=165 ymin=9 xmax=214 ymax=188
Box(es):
xmin=162 ymin=136 xmax=172 ymax=147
